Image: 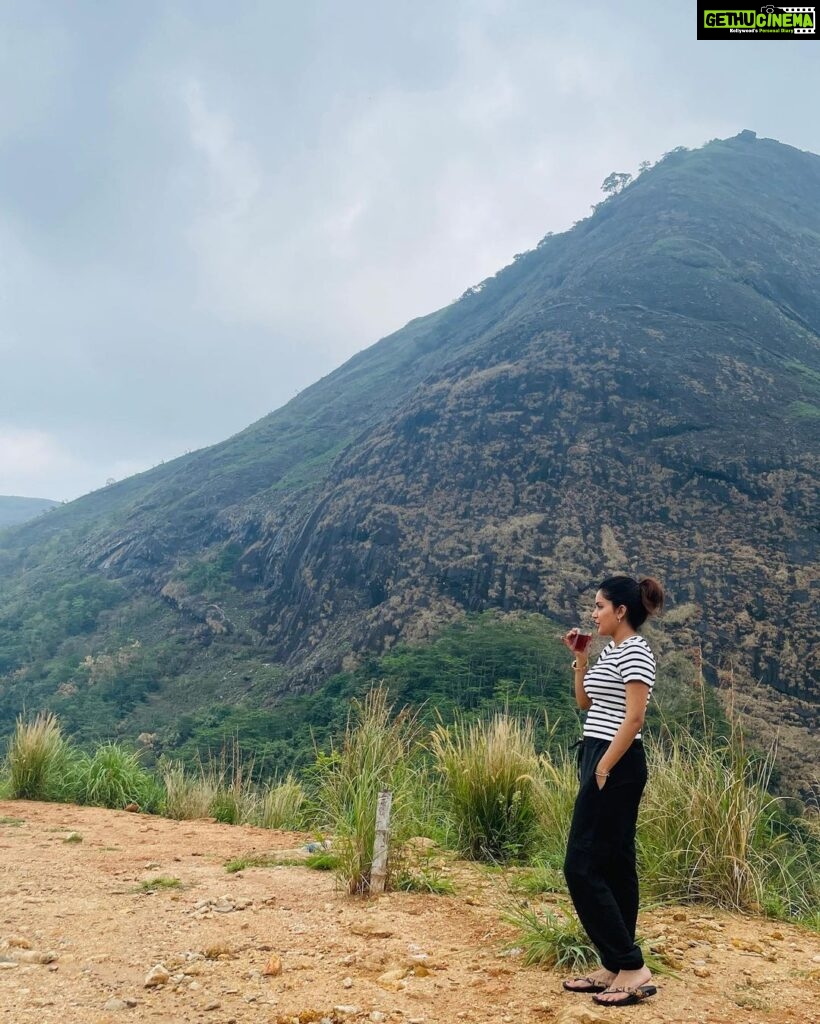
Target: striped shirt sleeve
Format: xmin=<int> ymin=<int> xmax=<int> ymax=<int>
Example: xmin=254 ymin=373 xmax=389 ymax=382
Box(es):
xmin=615 ymin=637 xmax=655 ymax=688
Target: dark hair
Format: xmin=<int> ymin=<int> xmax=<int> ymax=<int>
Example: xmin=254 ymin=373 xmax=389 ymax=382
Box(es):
xmin=598 ymin=575 xmax=664 ymax=630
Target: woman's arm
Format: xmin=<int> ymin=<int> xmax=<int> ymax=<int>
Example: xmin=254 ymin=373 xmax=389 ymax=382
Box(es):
xmin=573 ymin=660 xmax=592 ymax=710
xmin=593 ymin=682 xmax=648 ymax=786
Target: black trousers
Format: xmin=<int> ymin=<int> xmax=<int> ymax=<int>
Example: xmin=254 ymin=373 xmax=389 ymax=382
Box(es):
xmin=563 ymin=737 xmax=648 ymax=972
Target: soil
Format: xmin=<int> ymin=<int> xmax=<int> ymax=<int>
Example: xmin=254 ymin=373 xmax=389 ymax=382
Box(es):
xmin=1 ymin=799 xmax=819 ymax=1024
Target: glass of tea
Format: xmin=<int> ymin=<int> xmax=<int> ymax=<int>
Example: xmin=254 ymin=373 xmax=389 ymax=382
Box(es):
xmin=569 ymin=630 xmax=593 ymax=654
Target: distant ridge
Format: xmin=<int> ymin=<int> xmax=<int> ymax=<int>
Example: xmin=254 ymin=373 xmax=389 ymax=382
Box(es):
xmin=0 ymin=496 xmax=59 ymax=529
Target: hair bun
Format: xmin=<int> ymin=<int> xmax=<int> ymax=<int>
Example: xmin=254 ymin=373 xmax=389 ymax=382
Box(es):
xmin=639 ymin=577 xmax=664 ymax=616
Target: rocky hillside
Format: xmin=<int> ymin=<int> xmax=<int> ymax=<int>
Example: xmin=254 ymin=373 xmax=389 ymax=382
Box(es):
xmin=0 ymin=132 xmax=818 ymax=786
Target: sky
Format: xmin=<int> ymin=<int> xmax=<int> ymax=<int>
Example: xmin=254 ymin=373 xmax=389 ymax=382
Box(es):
xmin=1 ymin=1 xmax=819 ymax=502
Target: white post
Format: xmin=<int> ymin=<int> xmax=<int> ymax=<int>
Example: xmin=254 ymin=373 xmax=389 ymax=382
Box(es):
xmin=369 ymin=790 xmax=393 ymax=895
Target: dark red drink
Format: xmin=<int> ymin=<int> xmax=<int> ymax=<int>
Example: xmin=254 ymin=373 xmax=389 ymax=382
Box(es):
xmin=570 ymin=630 xmax=593 ymax=654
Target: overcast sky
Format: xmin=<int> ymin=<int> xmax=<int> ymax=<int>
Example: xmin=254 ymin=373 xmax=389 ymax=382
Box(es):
xmin=1 ymin=1 xmax=818 ymax=501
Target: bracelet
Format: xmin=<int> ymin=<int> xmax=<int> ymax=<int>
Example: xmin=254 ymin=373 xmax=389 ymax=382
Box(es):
xmin=572 ymin=659 xmax=588 ymax=671
xmin=594 ymin=770 xmax=610 ymax=778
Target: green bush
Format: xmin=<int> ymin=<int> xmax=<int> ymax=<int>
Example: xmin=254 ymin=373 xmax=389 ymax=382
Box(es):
xmin=5 ymin=712 xmax=74 ymax=801
xmin=638 ymin=729 xmax=819 ymax=917
xmin=503 ymin=904 xmax=596 ymax=969
xmin=69 ymin=742 xmax=158 ymax=810
xmin=430 ymin=713 xmax=544 ymax=862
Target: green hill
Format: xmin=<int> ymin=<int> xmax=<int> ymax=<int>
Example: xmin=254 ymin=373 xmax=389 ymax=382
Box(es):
xmin=0 ymin=496 xmax=60 ymax=529
xmin=0 ymin=131 xmax=817 ymax=796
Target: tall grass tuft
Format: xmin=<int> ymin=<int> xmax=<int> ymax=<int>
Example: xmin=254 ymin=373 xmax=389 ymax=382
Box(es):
xmin=206 ymin=741 xmax=258 ymax=825
xmin=160 ymin=759 xmax=218 ymax=820
xmin=638 ymin=729 xmax=817 ymax=915
xmin=69 ymin=743 xmax=160 ymax=810
xmin=5 ymin=712 xmax=73 ymax=801
xmin=256 ymin=774 xmax=305 ymax=830
xmin=430 ymin=713 xmax=543 ymax=862
xmin=503 ymin=903 xmax=597 ymax=969
xmin=314 ymin=687 xmax=418 ymax=894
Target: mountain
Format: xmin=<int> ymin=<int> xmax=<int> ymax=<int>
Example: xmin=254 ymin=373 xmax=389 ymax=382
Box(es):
xmin=0 ymin=496 xmax=60 ymax=529
xmin=0 ymin=132 xmax=818 ymax=794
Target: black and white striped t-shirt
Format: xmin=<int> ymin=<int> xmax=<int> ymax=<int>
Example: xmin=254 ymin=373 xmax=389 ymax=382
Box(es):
xmin=582 ymin=635 xmax=656 ymax=741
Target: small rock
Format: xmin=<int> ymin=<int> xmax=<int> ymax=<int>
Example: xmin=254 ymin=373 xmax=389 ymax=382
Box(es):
xmin=0 ymin=961 xmax=20 ymax=970
xmin=553 ymin=1004 xmax=611 ymax=1024
xmin=673 ymin=912 xmax=687 ymax=921
xmin=12 ymin=950 xmax=56 ymax=964
xmin=4 ymin=936 xmax=32 ymax=949
xmin=103 ymin=998 xmax=130 ymax=1011
xmin=370 ymin=1014 xmax=386 ymax=1023
xmin=334 ymin=1006 xmax=360 ymax=1015
xmin=203 ymin=1002 xmax=221 ymax=1011
xmin=693 ymin=966 xmax=710 ymax=978
xmin=377 ymin=967 xmax=408 ymax=991
xmin=343 ymin=976 xmax=353 ymax=988
xmin=123 ymin=803 xmax=140 ymax=813
xmin=350 ymin=919 xmax=394 ymax=939
xmin=262 ymin=955 xmax=282 ymax=977
xmin=144 ymin=965 xmax=171 ymax=988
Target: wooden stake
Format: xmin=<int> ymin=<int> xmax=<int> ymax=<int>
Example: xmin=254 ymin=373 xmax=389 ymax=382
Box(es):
xmin=369 ymin=790 xmax=393 ymax=895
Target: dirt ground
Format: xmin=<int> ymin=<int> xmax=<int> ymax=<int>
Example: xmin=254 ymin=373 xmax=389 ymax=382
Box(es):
xmin=1 ymin=800 xmax=819 ymax=1024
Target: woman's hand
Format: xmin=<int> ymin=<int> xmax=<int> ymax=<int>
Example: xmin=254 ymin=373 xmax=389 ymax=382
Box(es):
xmin=563 ymin=629 xmax=589 ymax=669
xmin=594 ymin=766 xmax=609 ymax=790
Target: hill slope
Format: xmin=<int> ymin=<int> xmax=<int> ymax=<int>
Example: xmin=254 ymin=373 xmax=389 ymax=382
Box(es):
xmin=0 ymin=496 xmax=59 ymax=529
xmin=0 ymin=132 xmax=818 ymax=786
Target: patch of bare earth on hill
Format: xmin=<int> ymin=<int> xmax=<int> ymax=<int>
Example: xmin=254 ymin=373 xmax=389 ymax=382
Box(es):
xmin=1 ymin=800 xmax=819 ymax=1024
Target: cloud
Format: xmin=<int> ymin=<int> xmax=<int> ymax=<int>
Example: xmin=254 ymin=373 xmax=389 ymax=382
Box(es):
xmin=0 ymin=0 xmax=818 ymax=502
xmin=0 ymin=427 xmax=77 ymax=499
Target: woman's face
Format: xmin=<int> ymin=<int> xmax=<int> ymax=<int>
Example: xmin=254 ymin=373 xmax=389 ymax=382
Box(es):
xmin=592 ymin=590 xmax=623 ymax=637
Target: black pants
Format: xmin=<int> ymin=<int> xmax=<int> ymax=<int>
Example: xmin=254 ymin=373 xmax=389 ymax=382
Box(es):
xmin=563 ymin=737 xmax=648 ymax=972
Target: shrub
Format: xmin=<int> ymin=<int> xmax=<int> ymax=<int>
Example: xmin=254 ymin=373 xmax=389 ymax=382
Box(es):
xmin=430 ymin=713 xmax=544 ymax=862
xmin=207 ymin=742 xmax=258 ymax=825
xmin=638 ymin=730 xmax=803 ymax=912
xmin=503 ymin=904 xmax=596 ymax=969
xmin=160 ymin=759 xmax=218 ymax=820
xmin=313 ymin=687 xmax=419 ymax=894
xmin=255 ymin=774 xmax=305 ymax=830
xmin=5 ymin=712 xmax=74 ymax=801
xmin=69 ymin=742 xmax=157 ymax=810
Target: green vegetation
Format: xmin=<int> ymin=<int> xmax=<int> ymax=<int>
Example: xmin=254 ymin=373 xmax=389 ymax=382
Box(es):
xmin=0 ymin=687 xmax=817 ymax=934
xmin=503 ymin=905 xmax=597 ymax=970
xmin=395 ymin=867 xmax=455 ymax=894
xmin=69 ymin=742 xmax=162 ymax=811
xmin=430 ymin=713 xmax=544 ymax=862
xmin=135 ymin=876 xmax=182 ymax=891
xmin=312 ymin=688 xmax=420 ymax=894
xmin=6 ymin=712 xmax=72 ymax=801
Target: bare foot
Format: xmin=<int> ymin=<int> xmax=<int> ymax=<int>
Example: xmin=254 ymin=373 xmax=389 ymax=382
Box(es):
xmin=594 ymin=966 xmax=653 ymax=1003
xmin=562 ymin=967 xmax=616 ymax=991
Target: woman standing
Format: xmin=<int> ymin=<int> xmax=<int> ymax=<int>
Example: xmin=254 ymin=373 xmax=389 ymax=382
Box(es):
xmin=561 ymin=575 xmax=664 ymax=1007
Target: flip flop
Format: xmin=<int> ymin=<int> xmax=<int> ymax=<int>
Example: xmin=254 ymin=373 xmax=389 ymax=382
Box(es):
xmin=562 ymin=976 xmax=611 ymax=993
xmin=592 ymin=984 xmax=657 ymax=1006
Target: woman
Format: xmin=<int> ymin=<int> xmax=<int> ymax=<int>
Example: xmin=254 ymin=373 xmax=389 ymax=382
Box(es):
xmin=561 ymin=575 xmax=664 ymax=1007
